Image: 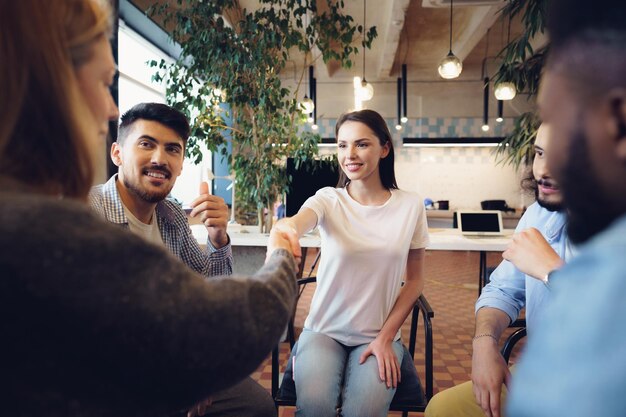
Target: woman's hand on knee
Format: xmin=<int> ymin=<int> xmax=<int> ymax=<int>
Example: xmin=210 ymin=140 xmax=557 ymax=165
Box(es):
xmin=359 ymin=338 xmax=400 ymax=389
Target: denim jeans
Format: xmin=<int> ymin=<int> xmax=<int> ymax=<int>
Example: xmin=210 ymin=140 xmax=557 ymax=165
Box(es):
xmin=294 ymin=329 xmax=404 ymax=417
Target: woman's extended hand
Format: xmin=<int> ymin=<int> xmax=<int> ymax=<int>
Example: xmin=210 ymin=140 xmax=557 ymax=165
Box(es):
xmin=267 ymin=221 xmax=302 ymax=264
xmin=359 ymin=336 xmax=401 ymax=389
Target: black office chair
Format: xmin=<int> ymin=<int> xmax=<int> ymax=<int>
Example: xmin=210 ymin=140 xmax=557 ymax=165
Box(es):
xmin=483 ymin=266 xmax=527 ymax=329
xmin=500 ymin=324 xmax=527 ymax=363
xmin=272 ymin=278 xmax=435 ymax=417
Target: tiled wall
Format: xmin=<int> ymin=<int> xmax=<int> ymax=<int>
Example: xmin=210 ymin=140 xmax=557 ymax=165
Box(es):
xmin=313 ymin=117 xmax=534 ymax=211
xmin=308 ymin=116 xmax=515 ymax=138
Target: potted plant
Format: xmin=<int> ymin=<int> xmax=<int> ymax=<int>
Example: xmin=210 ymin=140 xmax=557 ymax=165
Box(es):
xmin=493 ymin=0 xmax=546 ymax=168
xmin=149 ymin=0 xmax=376 ymax=231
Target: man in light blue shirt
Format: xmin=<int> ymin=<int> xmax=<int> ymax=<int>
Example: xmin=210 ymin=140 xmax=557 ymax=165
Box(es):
xmin=426 ymin=124 xmax=574 ymax=417
xmin=507 ymin=1 xmax=626 ymax=416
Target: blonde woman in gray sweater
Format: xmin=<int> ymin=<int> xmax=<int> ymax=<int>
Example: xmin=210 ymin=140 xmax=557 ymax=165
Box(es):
xmin=0 ymin=1 xmax=299 ymax=416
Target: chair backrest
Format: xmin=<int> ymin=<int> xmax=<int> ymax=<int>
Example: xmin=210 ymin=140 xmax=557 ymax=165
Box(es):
xmin=500 ymin=326 xmax=527 ymax=364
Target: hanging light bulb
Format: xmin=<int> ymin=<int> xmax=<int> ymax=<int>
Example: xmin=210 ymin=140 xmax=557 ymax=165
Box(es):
xmin=494 ymin=82 xmax=516 ymax=100
xmin=496 ymin=99 xmax=504 ymax=123
xmin=300 ymin=95 xmax=315 ymax=114
xmin=438 ymin=0 xmax=462 ymax=79
xmin=357 ymin=0 xmax=374 ymax=102
xmin=438 ymin=52 xmax=463 ymax=79
xmin=359 ymin=80 xmax=374 ymax=101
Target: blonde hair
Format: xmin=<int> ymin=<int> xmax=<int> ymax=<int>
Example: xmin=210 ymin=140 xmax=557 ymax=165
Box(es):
xmin=0 ymin=0 xmax=112 ymax=198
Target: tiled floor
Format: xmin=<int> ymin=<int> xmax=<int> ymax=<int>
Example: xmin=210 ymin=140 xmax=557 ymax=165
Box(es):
xmin=251 ymin=249 xmax=525 ymax=416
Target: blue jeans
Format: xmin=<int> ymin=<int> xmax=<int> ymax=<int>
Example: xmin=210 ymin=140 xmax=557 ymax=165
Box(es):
xmin=294 ymin=329 xmax=404 ymax=417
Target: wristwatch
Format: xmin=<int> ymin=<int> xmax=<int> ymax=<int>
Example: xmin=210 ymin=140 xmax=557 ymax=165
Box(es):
xmin=542 ymin=269 xmax=558 ymax=286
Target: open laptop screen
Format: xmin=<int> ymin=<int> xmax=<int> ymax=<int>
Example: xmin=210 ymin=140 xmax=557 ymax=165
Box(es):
xmin=457 ymin=210 xmax=503 ymax=235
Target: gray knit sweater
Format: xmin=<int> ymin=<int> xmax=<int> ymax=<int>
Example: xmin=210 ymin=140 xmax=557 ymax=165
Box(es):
xmin=0 ymin=189 xmax=297 ymax=417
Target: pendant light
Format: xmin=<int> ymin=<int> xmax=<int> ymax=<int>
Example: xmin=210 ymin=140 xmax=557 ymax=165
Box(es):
xmin=494 ymin=16 xmax=516 ymax=100
xmin=496 ymin=99 xmax=504 ymax=123
xmin=396 ymin=77 xmax=402 ymax=130
xmin=359 ymin=0 xmax=374 ymax=101
xmin=482 ymin=77 xmax=490 ymax=132
xmin=300 ymin=15 xmax=316 ymax=114
xmin=304 ymin=65 xmax=315 ymax=121
xmin=438 ymin=0 xmax=462 ymax=79
xmin=494 ymin=82 xmax=516 ymax=100
xmin=300 ymin=96 xmax=314 ymax=115
xmin=401 ymin=64 xmax=408 ymax=123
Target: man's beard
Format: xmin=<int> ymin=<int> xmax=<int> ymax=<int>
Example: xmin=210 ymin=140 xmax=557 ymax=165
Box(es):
xmin=123 ymin=167 xmax=173 ymax=204
xmin=561 ymin=129 xmax=621 ymax=244
xmin=535 ymin=182 xmax=563 ymax=212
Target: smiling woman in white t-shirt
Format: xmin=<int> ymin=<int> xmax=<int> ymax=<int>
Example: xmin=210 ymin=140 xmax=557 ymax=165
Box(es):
xmin=273 ymin=109 xmax=429 ymax=417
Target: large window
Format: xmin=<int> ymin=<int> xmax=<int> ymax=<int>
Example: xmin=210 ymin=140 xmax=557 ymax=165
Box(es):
xmin=118 ymin=21 xmax=211 ymax=208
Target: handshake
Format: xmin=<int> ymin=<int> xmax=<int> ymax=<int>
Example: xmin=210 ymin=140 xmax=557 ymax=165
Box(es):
xmin=267 ymin=219 xmax=302 ymax=265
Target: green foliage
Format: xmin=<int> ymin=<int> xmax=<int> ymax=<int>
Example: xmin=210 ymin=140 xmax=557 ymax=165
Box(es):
xmin=493 ymin=0 xmax=547 ymax=167
xmin=148 ymin=0 xmax=375 ymax=223
xmin=496 ymin=112 xmax=540 ymax=169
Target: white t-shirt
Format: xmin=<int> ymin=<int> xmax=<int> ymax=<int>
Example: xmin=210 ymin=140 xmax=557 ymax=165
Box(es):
xmin=302 ymin=187 xmax=430 ymax=346
xmin=123 ymin=205 xmax=164 ymax=247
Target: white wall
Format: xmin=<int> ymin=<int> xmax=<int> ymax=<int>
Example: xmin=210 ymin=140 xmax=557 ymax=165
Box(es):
xmin=315 ymin=118 xmax=535 ymax=211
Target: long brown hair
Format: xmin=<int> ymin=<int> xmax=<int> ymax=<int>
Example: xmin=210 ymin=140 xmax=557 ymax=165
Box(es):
xmin=0 ymin=0 xmax=112 ymax=199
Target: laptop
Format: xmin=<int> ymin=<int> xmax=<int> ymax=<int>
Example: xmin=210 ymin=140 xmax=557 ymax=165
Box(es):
xmin=457 ymin=210 xmax=504 ymax=237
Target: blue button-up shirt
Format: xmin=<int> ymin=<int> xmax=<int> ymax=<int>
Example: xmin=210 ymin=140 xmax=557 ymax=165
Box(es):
xmin=89 ymin=174 xmax=233 ymax=278
xmin=475 ymin=202 xmax=574 ymax=333
xmin=508 ymin=214 xmax=626 ymax=417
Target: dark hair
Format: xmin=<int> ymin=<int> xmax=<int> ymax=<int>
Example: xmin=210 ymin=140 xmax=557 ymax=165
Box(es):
xmin=334 ymin=109 xmax=398 ymax=190
xmin=546 ymin=0 xmax=626 ymax=103
xmin=547 ymin=0 xmax=626 ymax=50
xmin=118 ymin=103 xmax=190 ymax=144
xmin=520 ymin=165 xmax=537 ymax=196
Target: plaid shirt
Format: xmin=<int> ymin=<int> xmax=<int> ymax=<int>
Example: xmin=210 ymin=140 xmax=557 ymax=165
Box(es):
xmin=89 ymin=175 xmax=233 ymax=278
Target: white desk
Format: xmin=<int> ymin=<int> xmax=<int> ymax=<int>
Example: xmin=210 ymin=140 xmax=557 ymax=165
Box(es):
xmin=426 ymin=228 xmax=514 ymax=294
xmin=192 ymin=225 xmax=513 ymax=291
xmin=191 ymin=225 xmax=320 ymax=277
xmin=191 ymin=225 xmax=512 ymax=250
xmin=426 ymin=228 xmax=513 ymax=251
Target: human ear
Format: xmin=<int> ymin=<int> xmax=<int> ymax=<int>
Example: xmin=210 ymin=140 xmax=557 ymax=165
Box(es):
xmin=608 ymin=90 xmax=626 ymax=162
xmin=380 ymin=141 xmax=391 ymax=159
xmin=110 ymin=142 xmax=122 ymax=167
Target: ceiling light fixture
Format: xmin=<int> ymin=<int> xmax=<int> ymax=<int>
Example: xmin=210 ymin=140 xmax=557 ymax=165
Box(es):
xmin=300 ymin=96 xmax=314 ymax=114
xmin=300 ymin=59 xmax=315 ymax=114
xmin=482 ymin=77 xmax=490 ymax=132
xmin=494 ymin=16 xmax=516 ymax=100
xmin=496 ymin=99 xmax=504 ymax=123
xmin=396 ymin=77 xmax=402 ymax=130
xmin=401 ymin=64 xmax=408 ymax=123
xmin=494 ymin=81 xmax=516 ymax=100
xmin=438 ymin=0 xmax=462 ymax=79
xmin=359 ymin=0 xmax=374 ymax=101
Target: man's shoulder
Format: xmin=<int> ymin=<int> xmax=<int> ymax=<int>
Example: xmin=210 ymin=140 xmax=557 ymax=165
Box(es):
xmin=88 ymin=183 xmax=106 ymax=214
xmin=519 ymin=202 xmax=566 ymax=231
xmin=157 ymin=198 xmax=189 ymax=226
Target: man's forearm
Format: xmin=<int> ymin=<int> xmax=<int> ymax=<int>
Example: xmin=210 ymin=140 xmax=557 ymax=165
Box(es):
xmin=474 ymin=307 xmax=512 ymax=340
